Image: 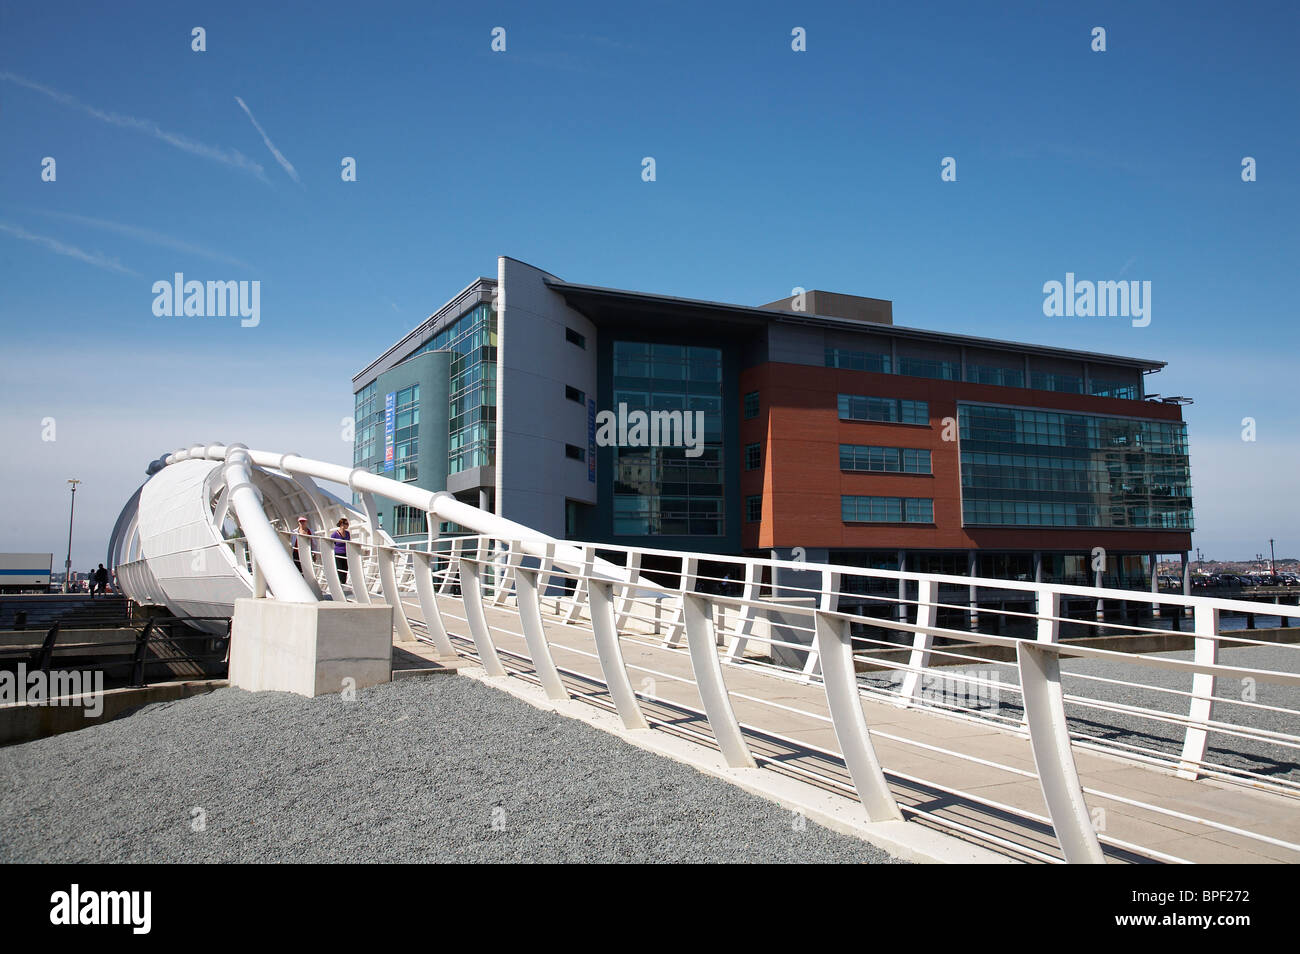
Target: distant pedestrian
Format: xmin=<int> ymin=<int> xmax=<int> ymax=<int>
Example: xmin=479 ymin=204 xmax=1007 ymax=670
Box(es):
xmin=330 ymin=518 xmax=351 ymax=585
xmin=292 ymin=516 xmax=313 ymax=571
xmin=93 ymin=564 xmax=108 ymax=596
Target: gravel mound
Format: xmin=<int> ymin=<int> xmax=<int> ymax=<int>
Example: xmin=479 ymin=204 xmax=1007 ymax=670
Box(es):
xmin=0 ymin=676 xmax=900 ymax=864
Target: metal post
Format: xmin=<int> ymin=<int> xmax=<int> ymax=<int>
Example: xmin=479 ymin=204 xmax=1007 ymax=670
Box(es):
xmin=34 ymin=622 xmax=60 ymax=672
xmin=64 ymin=478 xmax=80 ymax=593
xmin=1017 ymin=641 xmax=1105 ymax=864
xmin=683 ymin=593 xmax=755 ymax=768
xmin=132 ymin=620 xmax=155 ymax=687
xmin=815 ymin=610 xmax=901 ymax=821
xmin=1177 ymin=603 xmax=1220 ymax=779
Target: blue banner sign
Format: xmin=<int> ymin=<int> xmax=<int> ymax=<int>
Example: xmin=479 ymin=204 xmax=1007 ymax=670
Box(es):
xmin=384 ymin=391 xmax=396 ymax=471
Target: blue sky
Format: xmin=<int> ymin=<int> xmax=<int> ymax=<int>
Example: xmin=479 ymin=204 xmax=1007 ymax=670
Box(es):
xmin=1 ymin=0 xmax=1296 ymax=568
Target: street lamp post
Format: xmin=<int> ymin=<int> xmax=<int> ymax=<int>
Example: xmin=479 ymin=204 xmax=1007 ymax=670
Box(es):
xmin=1270 ymin=538 xmax=1277 ymax=579
xmin=64 ymin=478 xmax=80 ymax=593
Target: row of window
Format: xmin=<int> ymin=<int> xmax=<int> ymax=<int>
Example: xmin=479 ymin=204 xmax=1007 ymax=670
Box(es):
xmin=742 ymin=442 xmax=933 ymax=475
xmin=741 ymin=495 xmax=936 ymax=524
xmin=840 ymin=444 xmax=932 ymax=474
xmin=961 ymin=499 xmax=1192 ymax=529
xmin=842 ymin=496 xmax=935 ymax=523
xmin=824 ymin=347 xmax=1140 ymax=399
xmin=838 ymin=394 xmax=929 ymax=425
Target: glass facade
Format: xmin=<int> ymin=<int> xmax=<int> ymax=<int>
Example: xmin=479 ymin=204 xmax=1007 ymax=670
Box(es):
xmin=353 ymin=301 xmax=497 ymax=518
xmin=403 ymin=302 xmax=498 ymax=475
xmin=824 ymin=339 xmax=1145 ymax=401
xmin=612 ymin=342 xmax=724 ymax=536
xmin=352 ymin=381 xmax=419 ymax=480
xmin=353 ymin=381 xmax=381 ymax=472
xmin=392 ymin=384 xmax=419 ymax=482
xmin=959 ymin=404 xmax=1193 ymax=528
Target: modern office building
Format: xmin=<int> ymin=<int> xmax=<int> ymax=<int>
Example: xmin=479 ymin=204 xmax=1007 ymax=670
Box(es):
xmin=352 ymin=257 xmax=1194 ymax=590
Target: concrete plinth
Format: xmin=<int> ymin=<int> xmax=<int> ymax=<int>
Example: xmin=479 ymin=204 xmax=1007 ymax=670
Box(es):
xmin=229 ymin=598 xmax=393 ymax=698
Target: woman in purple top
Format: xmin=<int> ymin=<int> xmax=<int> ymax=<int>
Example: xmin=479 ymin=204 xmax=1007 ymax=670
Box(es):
xmin=329 ymin=517 xmax=351 ymax=585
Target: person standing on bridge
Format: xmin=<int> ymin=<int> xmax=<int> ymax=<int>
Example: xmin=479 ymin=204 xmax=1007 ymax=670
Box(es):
xmin=330 ymin=518 xmax=351 ymax=585
xmin=92 ymin=564 xmax=108 ymax=597
xmin=292 ymin=517 xmax=313 ymax=571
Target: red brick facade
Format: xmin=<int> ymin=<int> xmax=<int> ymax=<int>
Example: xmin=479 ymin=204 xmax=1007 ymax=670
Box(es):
xmin=739 ymin=362 xmax=1192 ymax=554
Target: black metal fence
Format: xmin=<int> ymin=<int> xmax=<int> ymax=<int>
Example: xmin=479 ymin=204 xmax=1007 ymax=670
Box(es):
xmin=2 ymin=617 xmax=231 ymax=687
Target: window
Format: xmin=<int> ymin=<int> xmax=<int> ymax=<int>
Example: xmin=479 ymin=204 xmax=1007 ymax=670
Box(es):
xmin=745 ymin=495 xmax=762 ymax=522
xmin=841 ymin=496 xmax=934 ymax=523
xmin=392 ymin=505 xmax=428 ymax=537
xmin=744 ymin=442 xmax=761 ymax=471
xmin=897 ymin=356 xmax=959 ymax=381
xmin=565 ymin=385 xmax=585 ymax=404
xmin=1030 ymin=371 xmax=1083 ymax=395
xmin=566 ymin=327 xmax=586 ymax=349
xmin=901 ymin=400 xmax=928 ymax=425
xmin=743 ymin=391 xmax=760 ymax=420
xmin=826 ymin=347 xmax=891 ymax=373
xmin=1089 ymin=377 xmax=1139 ymax=400
xmin=840 ymin=445 xmax=931 ymax=474
xmin=565 ymin=443 xmax=585 ymax=461
xmin=904 ymin=498 xmax=934 ymax=522
xmin=966 ymin=364 xmax=1025 ymax=388
xmin=837 ymin=394 xmax=929 ymax=426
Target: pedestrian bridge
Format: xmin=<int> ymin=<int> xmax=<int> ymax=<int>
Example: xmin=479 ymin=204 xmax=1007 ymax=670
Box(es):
xmin=110 ymin=443 xmax=1300 ymax=864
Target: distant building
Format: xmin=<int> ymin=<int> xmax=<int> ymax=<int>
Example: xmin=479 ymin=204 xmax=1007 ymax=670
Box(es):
xmin=351 ymin=257 xmax=1194 ymax=589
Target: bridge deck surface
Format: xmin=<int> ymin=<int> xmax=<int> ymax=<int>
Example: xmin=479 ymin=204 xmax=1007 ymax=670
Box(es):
xmin=399 ymin=595 xmax=1298 ymax=864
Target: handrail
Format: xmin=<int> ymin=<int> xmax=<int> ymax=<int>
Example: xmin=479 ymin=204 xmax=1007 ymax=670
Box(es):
xmin=113 ymin=443 xmax=1300 ymax=864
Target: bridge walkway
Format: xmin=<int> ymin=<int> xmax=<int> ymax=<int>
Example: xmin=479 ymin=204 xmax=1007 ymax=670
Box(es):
xmin=396 ymin=594 xmax=1299 ymax=864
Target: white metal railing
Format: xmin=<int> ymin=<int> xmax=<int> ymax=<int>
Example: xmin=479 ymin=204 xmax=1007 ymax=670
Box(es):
xmin=118 ymin=444 xmax=1300 ymax=864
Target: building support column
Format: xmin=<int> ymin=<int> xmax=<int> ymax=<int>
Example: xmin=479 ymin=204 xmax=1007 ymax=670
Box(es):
xmin=1034 ymin=550 xmax=1043 ymax=583
xmin=1094 ymin=559 xmax=1106 ymax=623
xmin=967 ymin=549 xmax=978 ymax=632
xmin=1154 ymin=553 xmax=1164 ymax=621
xmin=896 ymin=550 xmax=907 ymax=625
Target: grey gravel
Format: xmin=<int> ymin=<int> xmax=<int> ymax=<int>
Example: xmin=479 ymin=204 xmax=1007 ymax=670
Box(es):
xmin=0 ymin=676 xmax=901 ymax=864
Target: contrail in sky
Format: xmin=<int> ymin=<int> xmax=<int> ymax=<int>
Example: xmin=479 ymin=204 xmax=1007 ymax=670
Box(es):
xmin=234 ymin=96 xmax=301 ymax=184
xmin=0 ymin=72 xmax=268 ymax=181
xmin=36 ymin=211 xmax=255 ymax=270
xmin=0 ymin=221 xmax=140 ymax=276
